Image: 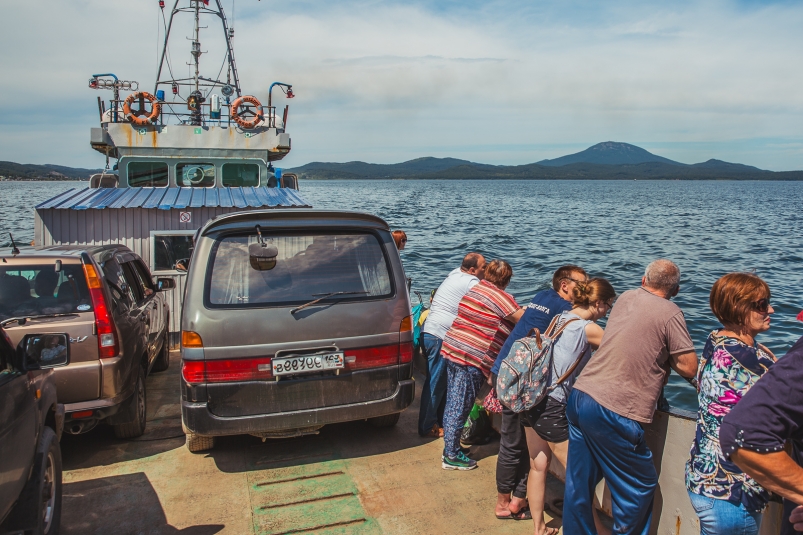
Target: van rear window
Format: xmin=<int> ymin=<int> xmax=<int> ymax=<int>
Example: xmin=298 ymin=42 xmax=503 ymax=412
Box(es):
xmin=0 ymin=264 xmax=93 ymax=321
xmin=207 ymin=233 xmax=393 ymax=307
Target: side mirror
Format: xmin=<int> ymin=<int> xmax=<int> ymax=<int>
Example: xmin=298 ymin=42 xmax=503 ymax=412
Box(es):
xmin=157 ymin=278 xmax=176 ymax=291
xmin=19 ymin=334 xmax=70 ymax=370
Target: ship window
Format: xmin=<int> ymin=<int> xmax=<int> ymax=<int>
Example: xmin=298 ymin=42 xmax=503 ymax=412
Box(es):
xmin=222 ymin=163 xmax=260 ymax=187
xmin=176 ymin=163 xmax=215 ymax=187
xmin=127 ymin=162 xmax=169 ymax=187
xmin=152 ymin=232 xmax=194 ymax=273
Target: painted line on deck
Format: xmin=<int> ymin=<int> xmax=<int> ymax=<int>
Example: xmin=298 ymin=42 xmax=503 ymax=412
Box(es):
xmin=270 ymin=518 xmax=367 ymax=535
xmin=255 ymin=470 xmax=345 ymax=487
xmin=259 ymin=492 xmax=356 ymax=510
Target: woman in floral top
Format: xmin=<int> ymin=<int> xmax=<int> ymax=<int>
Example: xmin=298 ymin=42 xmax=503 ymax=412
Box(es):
xmin=686 ymin=273 xmax=777 ymax=535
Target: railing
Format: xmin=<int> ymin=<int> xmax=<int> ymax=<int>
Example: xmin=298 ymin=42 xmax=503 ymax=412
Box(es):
xmin=99 ymin=98 xmax=288 ymax=130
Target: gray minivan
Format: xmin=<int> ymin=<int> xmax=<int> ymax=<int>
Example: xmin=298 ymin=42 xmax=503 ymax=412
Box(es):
xmin=180 ymin=210 xmax=415 ymax=452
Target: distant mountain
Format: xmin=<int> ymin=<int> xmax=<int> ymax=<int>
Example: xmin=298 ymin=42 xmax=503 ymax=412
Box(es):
xmin=537 ymin=141 xmax=683 ymax=167
xmin=0 ymin=161 xmax=99 ymax=181
xmin=286 ymin=142 xmax=803 ymax=180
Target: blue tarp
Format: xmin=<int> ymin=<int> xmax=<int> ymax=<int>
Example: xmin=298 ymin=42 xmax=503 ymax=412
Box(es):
xmin=35 ymin=187 xmax=311 ymax=211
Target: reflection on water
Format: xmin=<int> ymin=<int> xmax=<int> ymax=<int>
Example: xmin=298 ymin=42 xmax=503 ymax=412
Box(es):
xmin=3 ymin=179 xmax=802 ymax=411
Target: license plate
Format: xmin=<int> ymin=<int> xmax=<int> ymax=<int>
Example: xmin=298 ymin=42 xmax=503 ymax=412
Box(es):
xmin=272 ymin=352 xmax=344 ymax=376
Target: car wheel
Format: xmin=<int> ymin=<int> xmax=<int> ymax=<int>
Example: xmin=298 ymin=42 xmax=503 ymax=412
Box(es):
xmin=112 ymin=366 xmax=147 ymax=439
xmin=150 ymin=329 xmax=170 ymax=373
xmin=4 ymin=426 xmax=63 ymax=535
xmin=186 ymin=432 xmax=215 ymax=453
xmin=367 ymin=413 xmax=401 ymax=427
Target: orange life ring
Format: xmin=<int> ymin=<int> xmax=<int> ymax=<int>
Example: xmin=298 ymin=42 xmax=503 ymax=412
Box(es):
xmin=231 ymin=95 xmax=263 ymax=129
xmin=123 ymin=92 xmax=161 ymax=126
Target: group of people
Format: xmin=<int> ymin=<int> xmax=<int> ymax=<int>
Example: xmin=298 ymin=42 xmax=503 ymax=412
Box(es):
xmin=413 ymin=251 xmax=803 ymax=535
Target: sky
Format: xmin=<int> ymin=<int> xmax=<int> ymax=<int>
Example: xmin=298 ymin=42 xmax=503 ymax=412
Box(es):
xmin=1 ymin=0 xmax=802 ymax=171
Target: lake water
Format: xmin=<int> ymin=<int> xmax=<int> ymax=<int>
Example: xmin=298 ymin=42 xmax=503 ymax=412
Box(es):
xmin=2 ymin=179 xmax=802 ymax=411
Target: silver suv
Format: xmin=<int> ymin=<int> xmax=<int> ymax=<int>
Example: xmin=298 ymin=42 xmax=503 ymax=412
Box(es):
xmin=0 ymin=245 xmax=174 ymax=438
xmin=180 ymin=210 xmax=415 ymax=452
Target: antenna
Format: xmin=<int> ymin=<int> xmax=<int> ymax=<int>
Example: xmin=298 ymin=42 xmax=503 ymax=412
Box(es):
xmin=154 ymin=0 xmax=241 ymax=104
xmin=9 ymin=233 xmax=20 ymax=255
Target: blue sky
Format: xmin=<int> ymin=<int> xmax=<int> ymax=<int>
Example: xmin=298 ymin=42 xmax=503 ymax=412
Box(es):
xmin=1 ymin=0 xmax=802 ymax=170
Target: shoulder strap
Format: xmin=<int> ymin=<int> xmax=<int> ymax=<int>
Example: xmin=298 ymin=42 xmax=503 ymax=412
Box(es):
xmin=548 ymin=318 xmax=584 ymax=386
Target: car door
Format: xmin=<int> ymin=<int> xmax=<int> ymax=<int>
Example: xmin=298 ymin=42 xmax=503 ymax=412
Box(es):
xmin=131 ymin=260 xmax=161 ymax=358
xmin=98 ymin=255 xmax=146 ymax=376
xmin=120 ymin=261 xmax=152 ymax=360
xmin=0 ymin=329 xmax=36 ymax=522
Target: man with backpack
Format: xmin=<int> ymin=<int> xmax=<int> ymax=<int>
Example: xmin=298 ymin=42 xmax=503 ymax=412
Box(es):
xmin=417 ymin=252 xmax=487 ymax=438
xmin=563 ymin=259 xmax=698 ymax=535
xmin=489 ymin=265 xmax=587 ymax=520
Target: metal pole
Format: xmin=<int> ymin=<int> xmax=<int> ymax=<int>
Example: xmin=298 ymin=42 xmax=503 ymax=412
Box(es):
xmin=194 ymin=1 xmax=200 ymax=94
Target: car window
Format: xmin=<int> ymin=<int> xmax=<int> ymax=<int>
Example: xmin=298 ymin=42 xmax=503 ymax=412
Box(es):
xmin=98 ymin=258 xmax=137 ymax=307
xmin=121 ymin=263 xmax=145 ymax=303
xmin=0 ymin=264 xmax=93 ymax=322
xmin=207 ymin=232 xmax=393 ymax=307
xmin=131 ymin=261 xmax=155 ymax=298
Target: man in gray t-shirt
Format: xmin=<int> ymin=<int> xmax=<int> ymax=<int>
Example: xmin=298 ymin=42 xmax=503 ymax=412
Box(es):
xmin=563 ymin=259 xmax=698 ymax=535
xmin=417 ymin=252 xmax=486 ymax=437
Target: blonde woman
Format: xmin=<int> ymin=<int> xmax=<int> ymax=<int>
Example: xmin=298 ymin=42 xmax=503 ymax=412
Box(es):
xmin=524 ymin=278 xmax=615 ymax=535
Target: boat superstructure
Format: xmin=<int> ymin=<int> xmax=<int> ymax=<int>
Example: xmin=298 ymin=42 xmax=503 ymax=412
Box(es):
xmin=87 ymin=0 xmax=295 ymax=190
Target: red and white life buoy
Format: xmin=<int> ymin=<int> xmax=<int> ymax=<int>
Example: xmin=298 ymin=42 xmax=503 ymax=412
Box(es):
xmin=230 ymin=95 xmax=263 ymax=129
xmin=122 ymin=92 xmax=161 ymax=126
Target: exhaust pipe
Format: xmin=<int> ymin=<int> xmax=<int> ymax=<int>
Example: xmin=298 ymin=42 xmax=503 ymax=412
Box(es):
xmin=65 ymin=419 xmax=99 ymax=435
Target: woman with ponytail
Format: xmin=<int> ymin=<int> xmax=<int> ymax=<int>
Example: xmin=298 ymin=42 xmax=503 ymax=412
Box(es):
xmin=523 ymin=277 xmax=616 ymax=535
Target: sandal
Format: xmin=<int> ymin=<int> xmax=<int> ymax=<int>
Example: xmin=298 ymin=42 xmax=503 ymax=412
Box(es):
xmin=496 ymin=506 xmax=532 ymax=520
xmin=421 ymin=425 xmax=443 ymax=438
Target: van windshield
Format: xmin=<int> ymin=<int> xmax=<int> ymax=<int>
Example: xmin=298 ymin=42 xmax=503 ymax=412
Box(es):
xmin=0 ymin=264 xmax=93 ymax=321
xmin=207 ymin=232 xmax=393 ymax=307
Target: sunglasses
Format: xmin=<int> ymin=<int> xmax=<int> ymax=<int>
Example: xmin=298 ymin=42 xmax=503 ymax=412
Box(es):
xmin=751 ymin=298 xmax=771 ymax=314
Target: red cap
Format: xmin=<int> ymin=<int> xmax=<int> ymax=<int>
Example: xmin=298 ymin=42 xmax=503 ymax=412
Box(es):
xmin=797 ymin=310 xmax=803 ymax=322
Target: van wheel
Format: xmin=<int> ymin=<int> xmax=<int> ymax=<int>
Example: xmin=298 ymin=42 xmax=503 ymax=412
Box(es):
xmin=150 ymin=330 xmax=170 ymax=373
xmin=186 ymin=433 xmax=215 ymax=453
xmin=112 ymin=367 xmax=147 ymax=439
xmin=367 ymin=413 xmax=400 ymax=427
xmin=5 ymin=426 xmax=63 ymax=535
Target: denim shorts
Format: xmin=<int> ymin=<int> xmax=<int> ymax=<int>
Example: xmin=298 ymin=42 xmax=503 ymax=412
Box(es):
xmin=687 ymin=490 xmax=763 ymax=535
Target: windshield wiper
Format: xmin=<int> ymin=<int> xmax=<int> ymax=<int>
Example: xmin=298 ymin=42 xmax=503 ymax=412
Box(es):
xmin=1 ymin=313 xmax=79 ymax=328
xmin=290 ymin=291 xmax=368 ymax=315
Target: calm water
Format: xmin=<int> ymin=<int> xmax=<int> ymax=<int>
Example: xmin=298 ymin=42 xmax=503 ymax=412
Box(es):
xmin=2 ymin=179 xmax=802 ymax=411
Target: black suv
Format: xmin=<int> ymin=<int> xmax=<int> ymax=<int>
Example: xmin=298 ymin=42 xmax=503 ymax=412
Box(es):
xmin=0 ymin=245 xmax=175 ymax=439
xmin=0 ymin=326 xmax=69 ymax=535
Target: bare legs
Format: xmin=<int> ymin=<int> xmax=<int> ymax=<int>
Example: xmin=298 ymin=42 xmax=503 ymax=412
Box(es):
xmin=529 ymin=434 xmax=611 ymax=535
xmin=525 ymin=427 xmax=559 ymax=535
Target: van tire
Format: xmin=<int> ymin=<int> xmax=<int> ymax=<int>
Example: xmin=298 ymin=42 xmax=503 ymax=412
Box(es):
xmin=112 ymin=367 xmax=147 ymax=439
xmin=186 ymin=433 xmax=215 ymax=453
xmin=367 ymin=413 xmax=400 ymax=427
xmin=150 ymin=330 xmax=170 ymax=373
xmin=5 ymin=426 xmax=63 ymax=535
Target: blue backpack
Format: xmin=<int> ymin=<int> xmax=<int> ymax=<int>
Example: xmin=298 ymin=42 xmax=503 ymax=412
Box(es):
xmin=496 ymin=315 xmax=580 ymax=413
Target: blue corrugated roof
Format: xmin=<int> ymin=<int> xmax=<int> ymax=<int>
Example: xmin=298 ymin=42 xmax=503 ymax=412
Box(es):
xmin=35 ymin=187 xmax=311 ymax=210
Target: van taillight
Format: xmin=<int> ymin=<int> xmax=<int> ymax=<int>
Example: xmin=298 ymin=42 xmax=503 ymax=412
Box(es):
xmin=83 ymin=264 xmax=119 ymax=359
xmin=181 ymin=358 xmax=274 ymax=384
xmin=345 ymin=345 xmax=401 ymax=370
xmin=399 ymin=315 xmax=414 ymax=363
xmin=182 ymin=331 xmax=203 ymax=348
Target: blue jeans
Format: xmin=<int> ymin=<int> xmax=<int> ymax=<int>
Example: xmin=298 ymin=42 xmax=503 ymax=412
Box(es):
xmin=687 ymin=490 xmax=763 ymax=535
xmin=417 ymin=333 xmax=447 ymax=436
xmin=564 ymin=389 xmax=657 ymax=535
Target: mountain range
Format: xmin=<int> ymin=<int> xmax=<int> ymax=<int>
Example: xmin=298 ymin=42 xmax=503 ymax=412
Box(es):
xmin=288 ymin=142 xmax=803 ymax=180
xmin=0 ymin=161 xmax=101 ymax=181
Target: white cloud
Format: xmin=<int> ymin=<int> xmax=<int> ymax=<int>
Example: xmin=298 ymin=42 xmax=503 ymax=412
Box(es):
xmin=1 ymin=0 xmax=802 ymax=170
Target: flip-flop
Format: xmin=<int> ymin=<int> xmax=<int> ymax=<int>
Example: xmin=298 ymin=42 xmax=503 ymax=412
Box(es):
xmin=496 ymin=507 xmax=532 ymax=520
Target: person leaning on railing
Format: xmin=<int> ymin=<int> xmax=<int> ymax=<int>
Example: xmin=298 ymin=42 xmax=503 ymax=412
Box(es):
xmin=720 ymin=309 xmax=803 ymax=535
xmin=685 ymin=273 xmax=777 ymax=535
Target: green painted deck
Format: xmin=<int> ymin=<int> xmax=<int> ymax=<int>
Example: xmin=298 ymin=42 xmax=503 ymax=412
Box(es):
xmin=60 ymin=351 xmax=563 ymax=534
